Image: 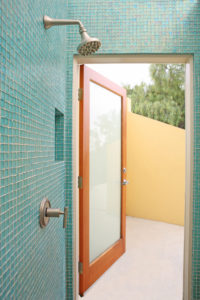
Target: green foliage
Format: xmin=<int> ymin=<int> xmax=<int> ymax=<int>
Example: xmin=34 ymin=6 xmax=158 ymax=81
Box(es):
xmin=125 ymin=64 xmax=185 ymax=128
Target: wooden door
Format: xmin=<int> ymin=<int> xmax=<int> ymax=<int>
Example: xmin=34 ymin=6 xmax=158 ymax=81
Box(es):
xmin=79 ymin=65 xmax=127 ymax=296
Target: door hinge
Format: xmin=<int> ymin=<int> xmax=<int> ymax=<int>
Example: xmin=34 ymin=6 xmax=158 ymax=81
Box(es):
xmin=78 ymin=88 xmax=83 ymax=101
xmin=78 ymin=262 xmax=83 ymax=274
xmin=78 ymin=176 xmax=83 ymax=189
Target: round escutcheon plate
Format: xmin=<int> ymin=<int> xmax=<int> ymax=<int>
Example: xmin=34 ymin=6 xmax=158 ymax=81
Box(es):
xmin=40 ymin=197 xmax=51 ymax=228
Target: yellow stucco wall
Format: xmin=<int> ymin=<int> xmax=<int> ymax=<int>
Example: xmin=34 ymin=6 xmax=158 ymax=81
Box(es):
xmin=126 ymin=112 xmax=185 ymax=226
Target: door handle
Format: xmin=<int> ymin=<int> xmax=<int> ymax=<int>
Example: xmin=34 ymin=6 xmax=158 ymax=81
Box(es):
xmin=39 ymin=197 xmax=68 ymax=228
xmin=122 ymin=179 xmax=129 ymax=185
xmin=46 ymin=207 xmax=68 ymax=228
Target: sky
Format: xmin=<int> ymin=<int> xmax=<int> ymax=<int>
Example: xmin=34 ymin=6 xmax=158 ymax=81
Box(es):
xmin=86 ymin=64 xmax=152 ymax=88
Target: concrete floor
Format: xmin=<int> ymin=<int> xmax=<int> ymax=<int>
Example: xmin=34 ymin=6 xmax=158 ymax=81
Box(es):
xmin=79 ymin=216 xmax=184 ymax=300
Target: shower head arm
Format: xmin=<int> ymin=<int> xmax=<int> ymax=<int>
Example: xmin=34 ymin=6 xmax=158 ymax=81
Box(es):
xmin=43 ymin=15 xmax=101 ymax=56
xmin=43 ymin=15 xmax=86 ymax=32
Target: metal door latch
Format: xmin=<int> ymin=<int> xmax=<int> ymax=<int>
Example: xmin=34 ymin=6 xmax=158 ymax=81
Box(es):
xmin=122 ymin=179 xmax=129 ymax=185
xmin=40 ymin=197 xmax=68 ymax=228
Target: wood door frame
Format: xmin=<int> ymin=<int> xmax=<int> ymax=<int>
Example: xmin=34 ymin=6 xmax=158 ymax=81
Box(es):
xmin=72 ymin=55 xmax=193 ymax=300
xmin=79 ymin=65 xmax=127 ymax=295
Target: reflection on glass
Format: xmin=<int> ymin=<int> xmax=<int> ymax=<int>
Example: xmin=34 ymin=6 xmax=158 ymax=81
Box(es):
xmin=89 ymin=82 xmax=121 ymax=263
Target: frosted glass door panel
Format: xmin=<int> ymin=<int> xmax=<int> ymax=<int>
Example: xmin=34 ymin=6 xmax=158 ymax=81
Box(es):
xmin=89 ymin=82 xmax=121 ymax=263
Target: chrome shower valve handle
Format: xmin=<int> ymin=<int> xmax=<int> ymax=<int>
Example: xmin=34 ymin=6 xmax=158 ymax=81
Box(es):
xmin=39 ymin=197 xmax=68 ymax=228
xmin=63 ymin=207 xmax=68 ymax=228
xmin=46 ymin=207 xmax=68 ymax=228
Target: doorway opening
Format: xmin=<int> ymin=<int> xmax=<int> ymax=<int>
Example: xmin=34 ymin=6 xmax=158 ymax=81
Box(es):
xmin=72 ymin=55 xmax=193 ymax=300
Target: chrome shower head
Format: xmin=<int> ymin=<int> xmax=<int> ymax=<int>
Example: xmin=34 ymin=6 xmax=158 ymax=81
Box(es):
xmin=43 ymin=16 xmax=101 ymax=56
xmin=77 ymin=29 xmax=101 ymax=56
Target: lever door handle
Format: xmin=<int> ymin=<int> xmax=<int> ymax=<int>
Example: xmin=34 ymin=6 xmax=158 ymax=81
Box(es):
xmin=122 ymin=179 xmax=129 ymax=185
xmin=46 ymin=207 xmax=68 ymax=228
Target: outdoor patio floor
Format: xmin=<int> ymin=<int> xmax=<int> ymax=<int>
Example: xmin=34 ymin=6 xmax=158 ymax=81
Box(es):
xmin=79 ymin=216 xmax=184 ymax=300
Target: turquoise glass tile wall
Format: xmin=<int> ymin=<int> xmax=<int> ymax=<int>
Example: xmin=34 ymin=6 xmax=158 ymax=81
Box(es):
xmin=65 ymin=0 xmax=200 ymax=299
xmin=0 ymin=1 xmax=69 ymax=299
